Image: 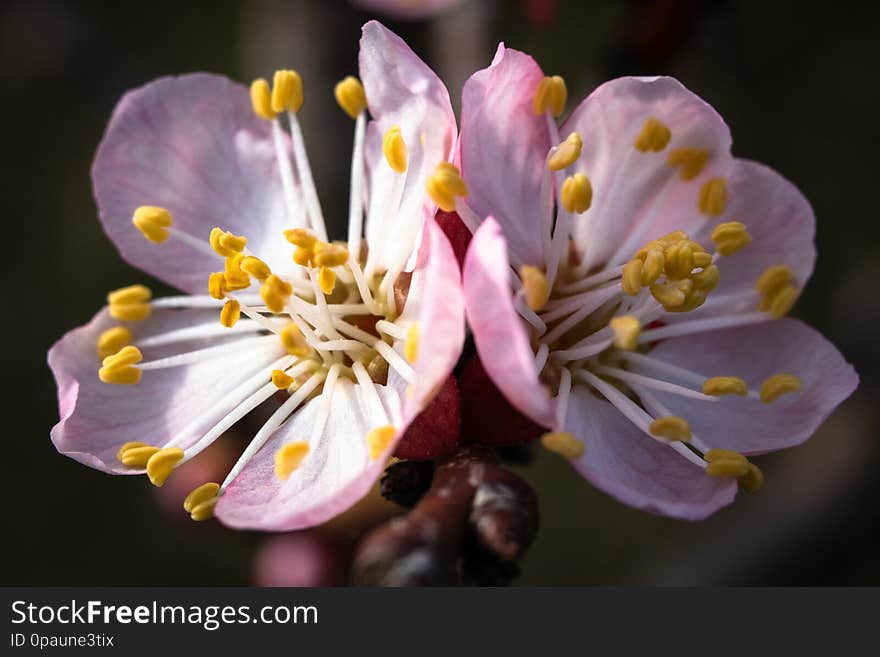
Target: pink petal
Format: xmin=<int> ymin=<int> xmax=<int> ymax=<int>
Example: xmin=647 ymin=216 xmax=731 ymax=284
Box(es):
xmin=565 ymin=385 xmax=737 ymax=520
xmin=564 ymin=76 xmax=734 ymax=270
xmin=48 ymin=305 xmax=286 ymax=474
xmin=360 ymin=21 xmax=457 ymax=272
xmin=646 ymin=318 xmax=858 ymax=454
xmin=686 ymin=158 xmax=816 ymax=318
xmin=92 ymin=73 xmax=292 ymax=294
xmin=458 ymin=44 xmax=551 ymax=267
xmin=463 ymin=218 xmax=555 ymax=428
xmin=215 ymin=379 xmax=404 ymax=531
xmin=400 ymin=214 xmax=466 ymax=415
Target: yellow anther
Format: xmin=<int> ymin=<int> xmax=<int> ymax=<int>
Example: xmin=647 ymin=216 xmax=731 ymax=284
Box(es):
xmin=532 ymin=75 xmax=567 ymax=117
xmin=706 ymin=458 xmax=750 ymax=478
xmin=272 ymin=369 xmax=295 ymax=389
xmin=648 ymin=415 xmax=691 ymax=442
xmin=145 ymin=447 xmax=184 ymax=487
xmin=220 ymin=299 xmax=240 ymax=328
xmin=711 ymin=221 xmax=752 ymax=256
xmin=640 ymin=249 xmax=665 ymax=286
xmin=116 ymin=442 xmax=159 ymax=467
xmin=292 ymin=246 xmax=313 ymax=267
xmin=183 ymin=482 xmax=220 ymax=513
xmin=241 ymin=256 xmax=270 ymax=281
xmin=560 ymin=173 xmax=593 ymax=214
xmin=519 ymin=265 xmax=551 ymax=311
xmin=250 ymin=78 xmax=276 ymax=120
xmin=280 ymin=323 xmax=310 ymax=357
xmin=547 ymin=132 xmax=583 ymax=171
xmin=220 ymin=231 xmax=247 ymax=253
xmin=261 ymin=275 xmax=291 ymax=313
xmin=96 ymin=326 xmax=132 ymax=359
xmin=691 ymin=264 xmax=720 ymax=292
xmin=132 ymin=206 xmax=172 ymax=243
xmin=284 ymin=228 xmax=318 ymax=249
xmin=209 ymin=227 xmax=236 ymax=257
xmin=225 ymin=252 xmax=244 ymax=274
xmin=313 ymin=242 xmax=349 ymax=268
xmin=698 ymin=177 xmax=728 ymax=216
xmin=426 ymin=162 xmax=468 ymax=212
xmin=610 ymin=315 xmax=641 ymax=351
xmin=107 ymin=284 xmax=151 ymax=306
xmin=540 ymin=431 xmax=585 ymax=460
xmin=265 ymin=274 xmax=292 ymax=296
xmin=318 ymin=267 xmax=336 ymax=295
xmin=767 ymin=284 xmax=799 ymax=318
xmin=667 ymin=147 xmax=709 ymax=181
xmin=738 ymin=463 xmax=764 ymax=493
xmin=108 ymin=302 xmax=151 ymax=322
xmin=99 ymin=345 xmax=143 ymax=385
xmin=405 ymin=323 xmax=419 ymax=364
xmin=275 ymin=442 xmax=310 ymax=480
xmin=658 ymin=230 xmax=689 ymax=245
xmin=703 ymin=376 xmax=748 ymax=396
xmin=223 ymin=270 xmax=251 ymax=292
xmin=190 ymin=497 xmax=218 ymax=522
xmin=271 ymin=69 xmax=303 ymax=113
xmin=208 ymin=272 xmax=227 ymax=300
xmin=693 ymin=251 xmax=713 ymax=268
xmin=650 ymin=280 xmax=688 ymax=309
xmin=101 ymin=344 xmax=142 ymax=369
xmin=622 ymin=259 xmax=644 ymax=296
xmin=704 ymin=448 xmax=748 ymax=464
xmin=382 ymin=125 xmax=407 ymax=173
xmin=633 ymin=117 xmax=671 ymax=152
xmin=366 ymin=425 xmax=397 ymax=460
xmin=756 ymin=265 xmax=793 ymax=298
xmin=664 ymin=242 xmax=695 ymax=280
xmin=334 ymin=75 xmax=367 ymax=119
xmin=760 ymin=374 xmax=802 ymax=403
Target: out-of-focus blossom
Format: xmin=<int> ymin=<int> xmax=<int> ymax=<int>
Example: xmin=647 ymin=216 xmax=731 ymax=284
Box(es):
xmin=351 ymin=0 xmax=467 ymax=21
xmin=48 ymin=21 xmax=465 ymax=531
xmin=253 ymin=532 xmax=350 ymax=586
xmin=453 ymin=44 xmax=858 ymax=519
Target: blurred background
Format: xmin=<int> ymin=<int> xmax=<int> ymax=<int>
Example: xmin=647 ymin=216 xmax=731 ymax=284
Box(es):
xmin=2 ymin=0 xmax=878 ymax=585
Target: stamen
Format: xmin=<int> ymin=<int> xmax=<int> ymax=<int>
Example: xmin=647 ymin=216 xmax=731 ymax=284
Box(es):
xmin=145 ymin=447 xmax=184 ymax=487
xmin=334 ymin=76 xmax=367 ymax=119
xmin=702 ymin=376 xmax=747 ymax=396
xmin=705 ymin=458 xmax=749 ymax=478
xmin=667 ymin=147 xmax=709 ymax=180
xmin=271 ymin=69 xmax=303 ymax=113
xmin=138 ymin=335 xmax=277 ymax=370
xmin=318 ymin=267 xmax=336 ymax=295
xmin=622 ymin=259 xmax=644 ymax=296
xmin=633 ymin=117 xmax=671 ymax=152
xmin=382 ymin=125 xmax=407 ymax=173
xmin=609 ymin=315 xmax=641 ymax=350
xmin=287 ymin=103 xmax=329 ymax=241
xmin=541 ymin=432 xmax=585 ymax=460
xmin=220 ymin=299 xmax=240 ymax=328
xmin=596 ymin=365 xmax=718 ymax=402
xmin=183 ymin=482 xmax=220 ymax=522
xmin=272 ymin=369 xmax=295 ymax=390
xmin=208 ymin=272 xmax=227 ymax=300
xmin=260 ymin=274 xmax=292 ymax=313
xmin=367 ymin=426 xmax=397 ymax=460
xmin=313 ymin=242 xmax=349 ymax=267
xmin=648 ymin=416 xmax=692 ymax=443
xmin=766 ymin=285 xmax=799 ymax=318
xmin=98 ymin=345 xmax=143 ymax=385
xmin=533 ymin=75 xmax=567 ymax=117
xmin=96 ymin=326 xmax=132 ymax=359
xmin=697 ymin=178 xmax=727 ymax=216
xmin=638 ymin=311 xmax=770 ymax=343
xmin=132 ymin=206 xmax=172 ymax=243
xmin=760 ymin=374 xmax=802 ymax=403
xmin=285 ymin=228 xmax=318 ymax=249
xmin=107 ymin=284 xmax=152 ymax=322
xmin=374 ymin=341 xmax=415 ymax=383
xmin=520 ymin=265 xmax=551 ymax=311
xmin=347 ymin=105 xmax=367 ymax=256
xmin=560 ymin=173 xmax=593 ymax=213
xmin=547 ymin=132 xmax=582 ymax=171
xmin=405 ymin=323 xmax=419 ymax=364
xmin=426 ymin=162 xmax=468 ymax=212
xmin=756 ymin=264 xmax=792 ymax=297
xmin=116 ymin=442 xmax=159 ymax=467
xmin=738 ymin=463 xmax=765 ymax=493
xmin=280 ymin=323 xmax=311 ymax=357
xmin=249 ymin=78 xmax=276 ymax=120
xmin=274 ymin=442 xmax=310 ymax=480
xmin=271 ymin=120 xmax=304 ymax=229
xmin=711 ymin=221 xmax=752 ymax=256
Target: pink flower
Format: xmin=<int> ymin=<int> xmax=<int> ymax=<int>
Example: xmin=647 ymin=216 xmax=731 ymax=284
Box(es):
xmin=454 ymin=45 xmax=858 ymax=519
xmin=48 ymin=21 xmax=465 ymax=531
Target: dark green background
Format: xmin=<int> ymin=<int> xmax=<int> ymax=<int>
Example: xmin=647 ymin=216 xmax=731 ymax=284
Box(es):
xmin=3 ymin=0 xmax=877 ymax=585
